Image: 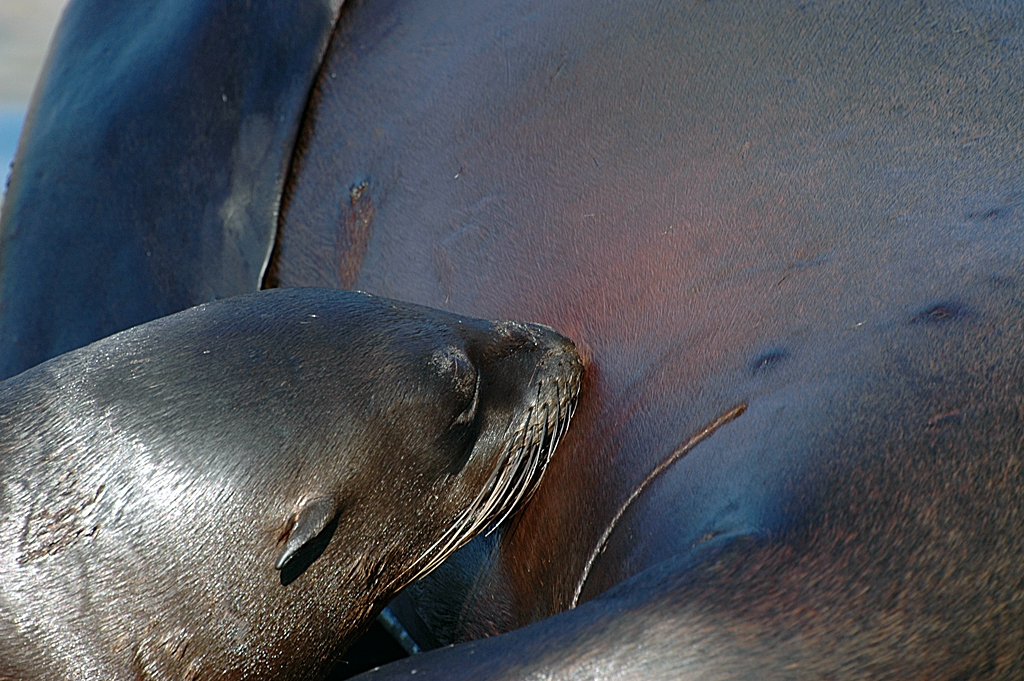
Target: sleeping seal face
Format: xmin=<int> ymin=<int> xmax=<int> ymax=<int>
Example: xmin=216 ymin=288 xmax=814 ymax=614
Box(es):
xmin=0 ymin=288 xmax=583 ymax=681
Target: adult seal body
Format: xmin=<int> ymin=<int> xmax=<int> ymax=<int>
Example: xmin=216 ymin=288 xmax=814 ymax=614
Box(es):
xmin=269 ymin=0 xmax=1024 ymax=677
xmin=0 ymin=288 xmax=582 ymax=681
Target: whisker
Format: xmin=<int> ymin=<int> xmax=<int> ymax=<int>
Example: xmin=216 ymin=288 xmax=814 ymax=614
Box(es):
xmin=398 ymin=374 xmax=581 ymax=589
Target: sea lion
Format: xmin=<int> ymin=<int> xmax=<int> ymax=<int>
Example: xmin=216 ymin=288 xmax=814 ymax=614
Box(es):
xmin=5 ymin=0 xmax=1024 ymax=678
xmin=0 ymin=287 xmax=582 ymax=680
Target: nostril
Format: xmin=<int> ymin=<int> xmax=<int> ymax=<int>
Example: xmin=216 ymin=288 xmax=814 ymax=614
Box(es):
xmin=493 ymin=320 xmax=536 ymax=349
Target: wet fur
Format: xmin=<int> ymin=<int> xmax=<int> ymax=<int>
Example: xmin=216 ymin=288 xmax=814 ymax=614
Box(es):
xmin=0 ymin=289 xmax=581 ymax=680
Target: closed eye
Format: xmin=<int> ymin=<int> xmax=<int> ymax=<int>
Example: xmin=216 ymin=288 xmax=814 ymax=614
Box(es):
xmin=452 ymin=371 xmax=481 ymax=427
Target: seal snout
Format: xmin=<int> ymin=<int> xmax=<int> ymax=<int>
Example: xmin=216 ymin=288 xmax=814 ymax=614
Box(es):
xmin=408 ymin=318 xmax=585 ymax=581
xmin=481 ymin=320 xmax=584 ymax=524
xmin=522 ymin=323 xmax=585 ymax=418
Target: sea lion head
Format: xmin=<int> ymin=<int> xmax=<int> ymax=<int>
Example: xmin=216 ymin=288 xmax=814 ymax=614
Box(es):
xmin=253 ymin=289 xmax=586 ymax=592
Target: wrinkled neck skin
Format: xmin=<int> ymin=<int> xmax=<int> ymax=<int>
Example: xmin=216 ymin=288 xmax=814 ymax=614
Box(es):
xmin=271 ymin=0 xmax=1024 ymax=649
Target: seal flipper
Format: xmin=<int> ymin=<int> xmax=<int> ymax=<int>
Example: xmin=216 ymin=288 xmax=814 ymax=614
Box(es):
xmin=276 ymin=496 xmax=338 ymax=571
xmin=0 ymin=0 xmax=345 ymax=379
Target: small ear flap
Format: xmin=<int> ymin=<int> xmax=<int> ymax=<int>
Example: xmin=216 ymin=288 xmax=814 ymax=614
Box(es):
xmin=275 ymin=496 xmax=338 ymax=571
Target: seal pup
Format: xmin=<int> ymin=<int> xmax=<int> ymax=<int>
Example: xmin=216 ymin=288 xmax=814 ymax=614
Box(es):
xmin=0 ymin=287 xmax=583 ymax=681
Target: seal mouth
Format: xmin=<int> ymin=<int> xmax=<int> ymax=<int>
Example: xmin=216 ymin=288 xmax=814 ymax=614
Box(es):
xmin=404 ymin=354 xmax=583 ymax=585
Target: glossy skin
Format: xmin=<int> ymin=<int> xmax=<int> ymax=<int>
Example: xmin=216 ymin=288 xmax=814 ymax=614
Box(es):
xmin=0 ymin=0 xmax=343 ymax=380
xmin=0 ymin=288 xmax=582 ymax=680
xmin=3 ymin=0 xmax=1024 ymax=678
xmin=271 ymin=0 xmax=1024 ymax=675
